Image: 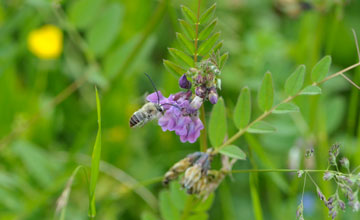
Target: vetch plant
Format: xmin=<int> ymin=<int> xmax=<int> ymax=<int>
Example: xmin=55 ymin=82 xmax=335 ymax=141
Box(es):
xmin=137 ymin=2 xmax=360 ymax=219
xmin=52 ymin=1 xmax=360 ymax=219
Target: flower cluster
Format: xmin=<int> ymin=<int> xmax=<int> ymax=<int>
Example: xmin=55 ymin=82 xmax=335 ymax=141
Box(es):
xmin=319 ymin=144 xmax=360 ymax=218
xmin=179 ymin=58 xmax=221 ymax=105
xmin=163 ymin=149 xmax=237 ymax=198
xmin=147 ymin=91 xmax=204 ymax=143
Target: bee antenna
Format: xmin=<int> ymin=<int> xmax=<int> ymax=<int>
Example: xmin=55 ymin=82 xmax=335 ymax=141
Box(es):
xmin=144 ymin=73 xmax=160 ymax=104
xmin=161 ymin=103 xmax=181 ymax=110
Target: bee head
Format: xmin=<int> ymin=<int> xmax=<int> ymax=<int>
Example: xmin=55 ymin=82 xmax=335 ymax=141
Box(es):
xmin=156 ymin=104 xmax=164 ymax=114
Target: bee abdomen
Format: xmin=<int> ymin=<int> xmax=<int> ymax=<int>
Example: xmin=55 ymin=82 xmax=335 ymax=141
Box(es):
xmin=129 ymin=111 xmax=147 ymax=127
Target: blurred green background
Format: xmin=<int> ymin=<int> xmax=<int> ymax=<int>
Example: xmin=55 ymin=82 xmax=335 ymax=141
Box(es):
xmin=1 ymin=0 xmax=360 ymax=219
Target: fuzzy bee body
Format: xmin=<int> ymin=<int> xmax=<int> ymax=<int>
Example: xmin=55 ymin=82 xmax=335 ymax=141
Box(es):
xmin=129 ymin=102 xmax=164 ymax=128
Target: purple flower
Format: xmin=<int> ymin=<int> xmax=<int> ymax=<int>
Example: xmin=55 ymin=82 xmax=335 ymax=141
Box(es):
xmin=208 ymin=87 xmax=218 ymax=104
xmin=179 ymin=74 xmax=192 ymax=89
xmin=147 ymin=91 xmax=204 ymax=143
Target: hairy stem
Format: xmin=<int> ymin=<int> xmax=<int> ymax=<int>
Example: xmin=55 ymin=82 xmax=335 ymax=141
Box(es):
xmin=214 ymin=62 xmax=360 ymax=154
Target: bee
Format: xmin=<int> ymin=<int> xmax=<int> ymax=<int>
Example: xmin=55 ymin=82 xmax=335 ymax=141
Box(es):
xmin=130 ymin=73 xmax=178 ymax=128
xmin=129 ymin=102 xmax=164 ymax=128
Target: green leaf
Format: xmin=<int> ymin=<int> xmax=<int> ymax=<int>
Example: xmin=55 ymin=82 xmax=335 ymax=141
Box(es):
xmin=247 ymin=121 xmax=276 ymax=134
xmin=209 ymin=97 xmax=227 ymax=147
xmin=88 ymin=87 xmax=102 ymax=217
xmin=169 ymin=182 xmax=187 ymax=211
xmin=68 ymin=0 xmax=103 ymax=29
xmin=179 ymin=19 xmax=195 ymax=40
xmin=163 ymin=60 xmax=186 ymax=76
xmin=159 ymin=191 xmax=180 ymax=220
xmin=273 ymin=103 xmax=299 ymax=114
xmin=199 ymin=3 xmax=216 ymax=25
xmin=180 ymin=5 xmax=197 ymax=24
xmin=299 ymin=85 xmax=322 ymax=95
xmin=233 ymin=87 xmax=251 ymax=129
xmin=193 ymin=193 xmax=214 ymax=212
xmin=219 ymin=145 xmax=246 ymax=160
xmin=188 ymin=213 xmax=208 ymax=220
xmin=176 ymin=32 xmax=195 ymax=54
xmin=219 ymin=52 xmax=229 ymax=69
xmin=311 ymin=55 xmax=332 ymax=83
xmin=257 ymin=72 xmax=274 ymax=112
xmin=141 ymin=212 xmax=160 ymax=220
xmin=168 ymin=48 xmax=193 ymax=67
xmin=198 ymin=19 xmax=217 ymax=40
xmin=198 ymin=32 xmax=221 ymax=56
xmin=213 ymin=40 xmax=223 ymax=54
xmin=284 ymin=65 xmax=305 ymax=96
xmin=87 ymin=3 xmax=123 ymax=56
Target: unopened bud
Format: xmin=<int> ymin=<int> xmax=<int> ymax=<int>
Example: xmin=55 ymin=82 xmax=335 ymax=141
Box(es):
xmin=183 ymin=164 xmax=202 ymax=189
xmin=195 ymin=86 xmax=207 ymax=98
xmin=340 ymin=157 xmax=350 ymax=170
xmin=208 ymin=88 xmax=218 ymax=104
xmin=179 ymin=74 xmax=192 ymax=89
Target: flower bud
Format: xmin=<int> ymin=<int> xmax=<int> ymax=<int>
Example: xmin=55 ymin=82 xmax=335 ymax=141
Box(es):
xmin=179 ymin=74 xmax=192 ymax=89
xmin=195 ymin=86 xmax=207 ymax=98
xmin=195 ymin=74 xmax=205 ymax=85
xmin=323 ymin=171 xmax=334 ymax=181
xmin=208 ymin=88 xmax=218 ymax=104
xmin=340 ymin=157 xmax=350 ymax=170
xmin=183 ymin=164 xmax=202 ymax=189
xmin=190 ymin=96 xmax=203 ymax=111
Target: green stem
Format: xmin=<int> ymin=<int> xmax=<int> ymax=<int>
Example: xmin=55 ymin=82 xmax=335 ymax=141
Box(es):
xmin=231 ymin=169 xmax=335 ymax=174
xmin=194 ymin=0 xmax=208 ymax=152
xmin=214 ymin=62 xmax=360 ymax=154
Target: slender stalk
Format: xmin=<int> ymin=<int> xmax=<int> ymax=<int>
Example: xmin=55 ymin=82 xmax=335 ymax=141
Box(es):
xmin=214 ymin=62 xmax=360 ymax=154
xmin=193 ymin=0 xmax=208 ymax=152
xmin=231 ymin=169 xmax=329 ymax=174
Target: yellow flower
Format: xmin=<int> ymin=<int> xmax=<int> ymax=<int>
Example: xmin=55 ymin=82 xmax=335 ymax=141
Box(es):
xmin=28 ymin=24 xmax=63 ymax=59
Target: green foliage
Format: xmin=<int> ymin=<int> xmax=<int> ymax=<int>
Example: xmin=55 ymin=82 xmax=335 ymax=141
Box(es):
xmin=1 ymin=0 xmax=360 ymax=219
xmin=180 ymin=5 xmax=197 ymax=24
xmin=209 ymin=97 xmax=227 ymax=147
xmin=233 ymin=87 xmax=251 ymax=129
xmin=159 ymin=182 xmax=214 ymax=220
xmin=257 ymin=72 xmax=274 ymax=112
xmin=88 ymin=88 xmax=102 ymax=217
xmin=68 ymin=0 xmax=103 ymax=29
xmin=163 ymin=59 xmax=186 ymax=76
xmin=247 ymin=121 xmax=276 ymax=134
xmin=86 ymin=3 xmax=123 ymax=56
xmin=311 ymin=55 xmax=332 ymax=83
xmin=219 ymin=145 xmax=246 ymax=160
xmin=300 ymin=85 xmax=322 ymax=95
xmin=284 ymin=65 xmax=305 ymax=96
xmin=272 ymin=103 xmax=300 ymax=114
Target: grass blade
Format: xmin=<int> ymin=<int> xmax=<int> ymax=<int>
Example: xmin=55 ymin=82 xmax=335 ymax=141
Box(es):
xmin=88 ymin=87 xmax=102 ymax=218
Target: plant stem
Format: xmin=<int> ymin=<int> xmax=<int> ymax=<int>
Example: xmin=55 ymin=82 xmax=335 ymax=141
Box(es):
xmin=194 ymin=0 xmax=208 ymax=152
xmin=231 ymin=169 xmax=329 ymax=174
xmin=214 ymin=62 xmax=360 ymax=154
